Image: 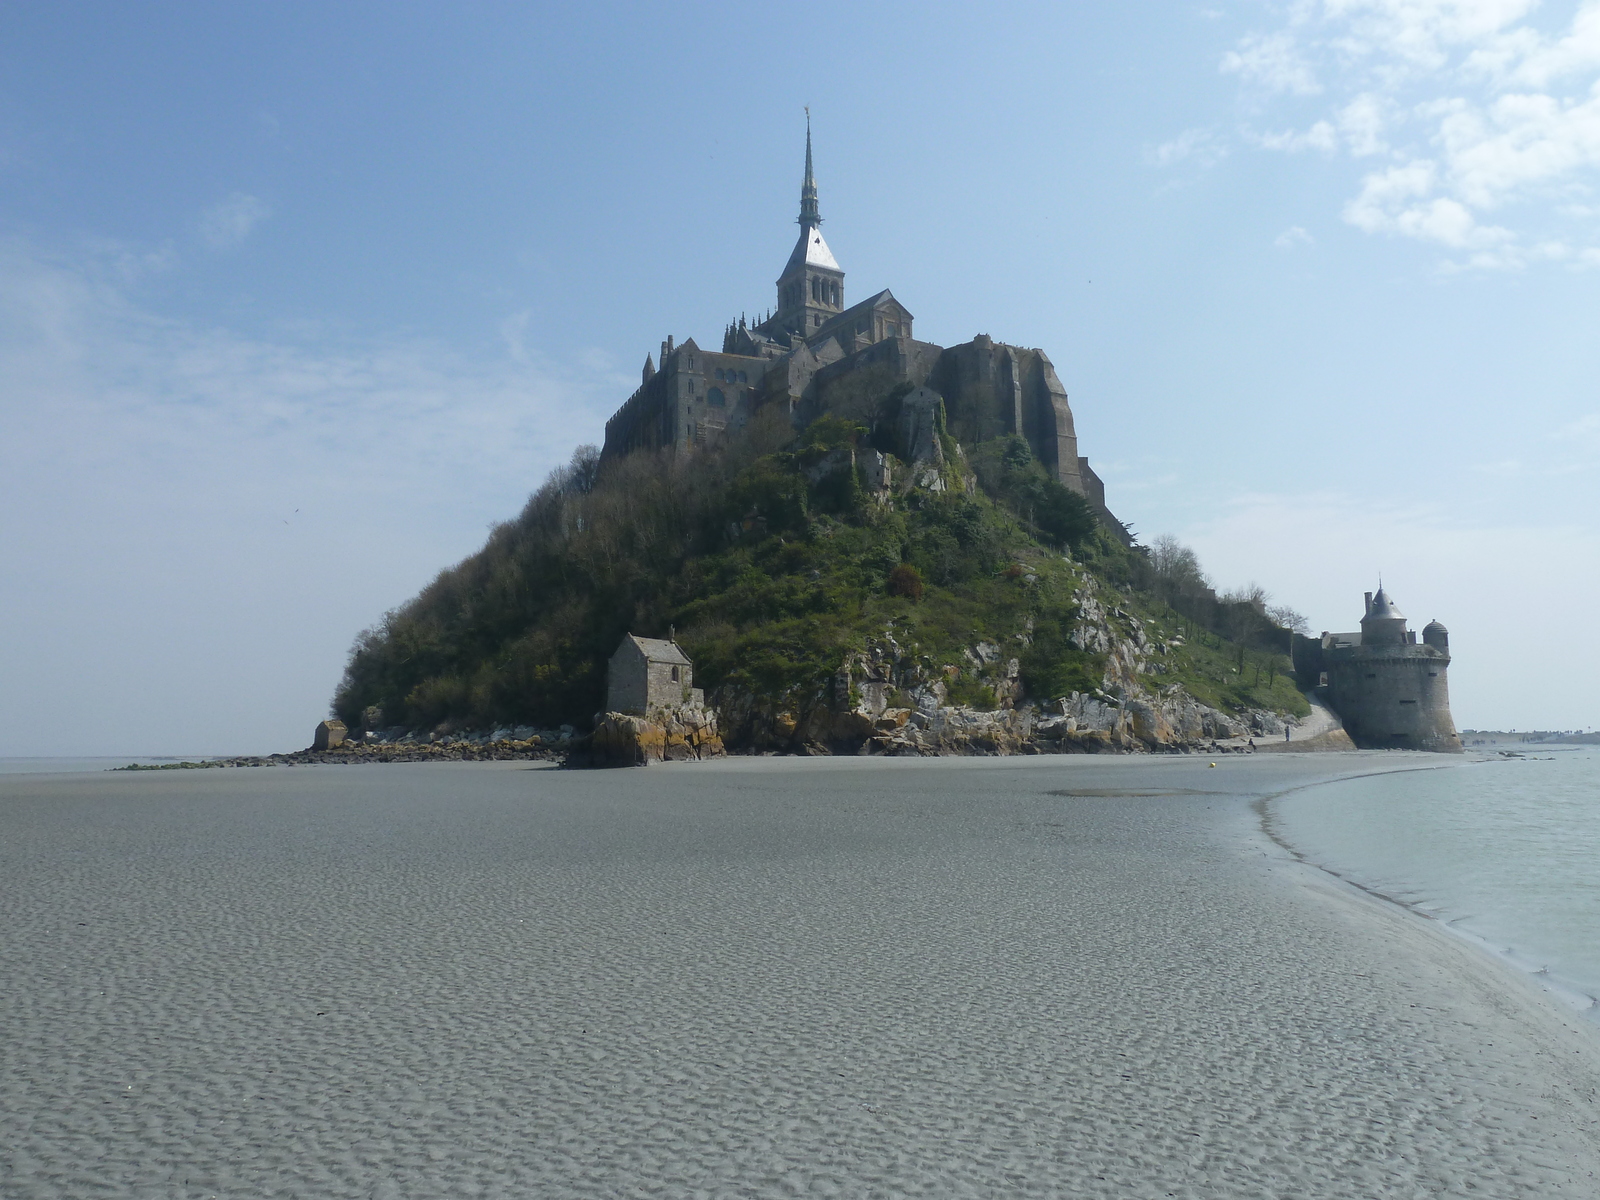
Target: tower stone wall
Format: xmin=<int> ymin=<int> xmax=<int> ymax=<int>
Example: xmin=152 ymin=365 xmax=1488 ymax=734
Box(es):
xmin=1299 ymin=588 xmax=1462 ymax=752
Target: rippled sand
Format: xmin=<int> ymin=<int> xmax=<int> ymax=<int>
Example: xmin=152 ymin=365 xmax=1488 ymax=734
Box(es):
xmin=2 ymin=754 xmax=1597 ymax=1198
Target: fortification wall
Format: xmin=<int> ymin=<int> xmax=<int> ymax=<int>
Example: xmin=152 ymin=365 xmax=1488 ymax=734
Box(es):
xmin=1325 ymin=647 xmax=1461 ymax=752
xmin=803 ymin=336 xmax=941 ymax=426
xmin=927 ymin=337 xmax=1082 ymax=492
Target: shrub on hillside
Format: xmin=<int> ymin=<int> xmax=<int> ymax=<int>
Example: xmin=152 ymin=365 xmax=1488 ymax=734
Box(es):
xmin=886 ymin=563 xmax=924 ymax=601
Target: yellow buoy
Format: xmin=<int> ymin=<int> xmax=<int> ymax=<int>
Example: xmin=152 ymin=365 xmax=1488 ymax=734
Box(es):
xmin=1208 ymin=762 xmax=1217 ymax=768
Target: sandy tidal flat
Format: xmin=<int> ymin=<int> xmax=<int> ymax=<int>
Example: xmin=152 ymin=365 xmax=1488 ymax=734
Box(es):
xmin=2 ymin=754 xmax=1597 ymax=1198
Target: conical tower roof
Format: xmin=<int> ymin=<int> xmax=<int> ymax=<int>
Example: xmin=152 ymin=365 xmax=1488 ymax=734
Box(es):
xmin=1364 ymin=586 xmax=1405 ymax=622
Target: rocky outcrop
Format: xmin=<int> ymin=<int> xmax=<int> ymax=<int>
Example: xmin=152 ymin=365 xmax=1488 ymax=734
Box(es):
xmin=588 ymin=700 xmax=725 ymax=767
xmin=711 ymin=560 xmax=1335 ymax=758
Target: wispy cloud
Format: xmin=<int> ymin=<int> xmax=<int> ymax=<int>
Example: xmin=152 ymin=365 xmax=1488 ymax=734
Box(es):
xmin=1148 ymin=126 xmax=1228 ymax=168
xmin=0 ymin=236 xmax=616 ymax=755
xmin=1222 ymin=30 xmax=1321 ymax=94
xmin=1274 ymin=224 xmax=1315 ymax=247
xmin=1223 ymin=0 xmax=1600 ymax=267
xmin=200 ymin=192 xmax=272 ymax=248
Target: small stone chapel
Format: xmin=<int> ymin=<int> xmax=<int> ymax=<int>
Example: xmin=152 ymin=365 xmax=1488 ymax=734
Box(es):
xmin=606 ymin=634 xmax=698 ymax=716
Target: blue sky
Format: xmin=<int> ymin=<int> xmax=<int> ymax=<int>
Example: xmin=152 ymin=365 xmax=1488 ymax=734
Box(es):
xmin=3 ymin=1 xmax=1598 ymax=754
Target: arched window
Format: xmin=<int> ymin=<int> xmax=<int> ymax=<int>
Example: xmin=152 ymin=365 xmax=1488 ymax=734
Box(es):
xmin=707 ymin=386 xmax=726 ymax=408
xmin=737 ymin=370 xmax=747 ymax=383
xmin=810 ymin=278 xmax=819 ymax=302
xmin=715 ymin=368 xmax=725 ymax=381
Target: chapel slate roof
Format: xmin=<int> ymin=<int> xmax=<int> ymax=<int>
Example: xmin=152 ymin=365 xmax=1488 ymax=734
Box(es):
xmin=622 ymin=635 xmax=692 ymax=666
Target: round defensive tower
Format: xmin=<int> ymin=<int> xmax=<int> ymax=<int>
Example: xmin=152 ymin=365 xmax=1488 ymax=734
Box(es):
xmin=1325 ymin=587 xmax=1462 ymax=752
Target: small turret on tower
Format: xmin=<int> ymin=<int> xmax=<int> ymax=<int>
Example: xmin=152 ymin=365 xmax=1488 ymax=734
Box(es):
xmin=1360 ymin=585 xmax=1408 ymax=646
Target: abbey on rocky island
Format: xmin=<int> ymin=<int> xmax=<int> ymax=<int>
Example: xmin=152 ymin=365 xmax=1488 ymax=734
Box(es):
xmin=599 ymin=122 xmax=1125 ymax=538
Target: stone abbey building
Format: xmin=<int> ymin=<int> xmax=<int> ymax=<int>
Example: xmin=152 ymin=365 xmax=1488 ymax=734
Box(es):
xmin=600 ymin=125 xmax=1123 ymax=535
xmin=1296 ymin=587 xmax=1462 ymax=752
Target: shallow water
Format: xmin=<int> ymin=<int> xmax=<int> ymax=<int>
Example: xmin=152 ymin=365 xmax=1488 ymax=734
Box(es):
xmin=1269 ymin=747 xmax=1600 ymax=1018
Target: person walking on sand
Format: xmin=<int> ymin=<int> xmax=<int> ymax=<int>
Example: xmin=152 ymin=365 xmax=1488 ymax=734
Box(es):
xmin=1285 ymin=727 xmax=1291 ymax=743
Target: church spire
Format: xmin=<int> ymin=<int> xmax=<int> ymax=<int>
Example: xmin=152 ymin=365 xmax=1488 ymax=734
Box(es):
xmin=798 ymin=108 xmax=820 ymax=228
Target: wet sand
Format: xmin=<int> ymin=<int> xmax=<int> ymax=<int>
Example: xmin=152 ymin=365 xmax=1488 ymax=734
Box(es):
xmin=2 ymin=754 xmax=1597 ymax=1198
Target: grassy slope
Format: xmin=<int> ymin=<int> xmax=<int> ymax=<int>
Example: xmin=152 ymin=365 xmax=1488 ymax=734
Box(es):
xmin=333 ymin=418 xmax=1307 ymax=734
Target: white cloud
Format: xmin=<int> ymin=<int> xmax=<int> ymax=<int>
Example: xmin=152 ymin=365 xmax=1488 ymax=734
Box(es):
xmin=1149 ymin=126 xmax=1228 ymax=167
xmin=1222 ymin=31 xmax=1322 ymax=94
xmin=1275 ymin=224 xmax=1316 ymax=247
xmin=200 ymin=192 xmax=272 ymax=248
xmin=1255 ymin=120 xmax=1341 ymax=151
xmin=1343 ymin=159 xmax=1517 ymax=245
xmin=1225 ymin=0 xmax=1600 ymax=266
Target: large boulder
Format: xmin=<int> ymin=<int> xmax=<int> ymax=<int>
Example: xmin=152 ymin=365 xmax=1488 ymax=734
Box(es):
xmin=588 ymin=702 xmax=725 ymax=767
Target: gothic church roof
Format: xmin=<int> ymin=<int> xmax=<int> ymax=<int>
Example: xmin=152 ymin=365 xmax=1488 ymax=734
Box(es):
xmin=784 ymin=226 xmax=841 ymax=274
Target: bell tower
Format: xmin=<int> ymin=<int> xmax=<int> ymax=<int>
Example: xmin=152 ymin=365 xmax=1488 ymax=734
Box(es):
xmin=776 ymin=114 xmax=845 ymax=339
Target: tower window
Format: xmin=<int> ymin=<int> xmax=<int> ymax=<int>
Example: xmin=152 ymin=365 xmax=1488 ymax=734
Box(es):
xmin=813 ymin=314 xmax=821 ymax=327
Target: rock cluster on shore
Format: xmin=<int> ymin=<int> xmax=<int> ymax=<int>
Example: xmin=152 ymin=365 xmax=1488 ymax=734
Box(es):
xmin=118 ymin=728 xmax=571 ymax=771
xmin=586 ymin=698 xmax=726 ymax=767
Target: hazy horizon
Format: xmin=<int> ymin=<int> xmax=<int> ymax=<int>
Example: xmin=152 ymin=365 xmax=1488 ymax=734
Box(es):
xmin=3 ymin=1 xmax=1598 ymax=755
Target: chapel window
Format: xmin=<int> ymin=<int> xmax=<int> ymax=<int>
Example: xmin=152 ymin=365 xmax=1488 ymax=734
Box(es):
xmin=671 ymin=666 xmax=680 ymax=682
